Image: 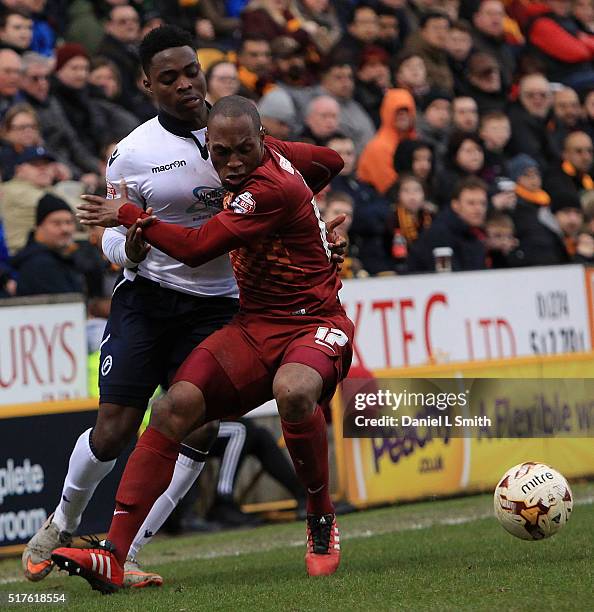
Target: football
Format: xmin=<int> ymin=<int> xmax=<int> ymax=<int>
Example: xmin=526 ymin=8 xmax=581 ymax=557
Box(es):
xmin=493 ymin=462 xmax=573 ymax=540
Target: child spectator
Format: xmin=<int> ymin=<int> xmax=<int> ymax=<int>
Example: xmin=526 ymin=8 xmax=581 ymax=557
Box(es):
xmin=388 ymin=174 xmax=434 ymax=273
xmin=323 ymin=191 xmax=366 ymax=278
xmin=485 ymin=211 xmax=522 ymax=268
xmin=479 ymin=111 xmax=512 ymax=182
xmin=508 ymin=153 xmax=551 ymax=236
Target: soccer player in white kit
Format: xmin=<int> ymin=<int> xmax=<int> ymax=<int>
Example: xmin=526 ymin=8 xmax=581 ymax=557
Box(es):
xmin=22 ymin=25 xmax=239 ymax=588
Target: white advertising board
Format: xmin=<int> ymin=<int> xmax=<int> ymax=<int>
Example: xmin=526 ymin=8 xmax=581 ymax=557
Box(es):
xmin=0 ymin=301 xmax=88 ymax=405
xmin=339 ymin=265 xmax=590 ymax=370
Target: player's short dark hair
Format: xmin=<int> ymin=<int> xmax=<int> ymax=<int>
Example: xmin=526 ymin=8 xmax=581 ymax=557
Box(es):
xmin=209 ymin=95 xmax=261 ymax=132
xmin=453 ymin=176 xmax=488 ymax=200
xmin=139 ymin=24 xmax=194 ymax=75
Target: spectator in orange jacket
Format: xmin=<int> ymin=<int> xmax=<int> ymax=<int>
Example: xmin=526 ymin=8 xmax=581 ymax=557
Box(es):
xmin=357 ymin=88 xmax=416 ymax=194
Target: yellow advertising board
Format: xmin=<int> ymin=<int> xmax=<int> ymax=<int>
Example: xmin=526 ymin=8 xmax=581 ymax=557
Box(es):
xmin=333 ymin=352 xmax=594 ymax=507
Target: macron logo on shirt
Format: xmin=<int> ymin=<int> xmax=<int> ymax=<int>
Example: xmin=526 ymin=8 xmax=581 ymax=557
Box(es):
xmin=152 ymin=160 xmax=187 ymax=173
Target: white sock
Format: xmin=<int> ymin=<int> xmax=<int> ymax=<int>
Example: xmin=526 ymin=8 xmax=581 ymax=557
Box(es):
xmin=52 ymin=429 xmax=117 ymax=533
xmin=128 ymin=451 xmax=205 ymax=560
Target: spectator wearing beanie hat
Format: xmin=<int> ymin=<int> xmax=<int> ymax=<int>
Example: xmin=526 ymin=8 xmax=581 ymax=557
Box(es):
xmin=258 ymin=91 xmax=294 ymax=140
xmin=354 ymin=46 xmax=391 ymax=129
xmin=11 ymin=193 xmax=85 ymax=296
xmin=520 ymin=189 xmax=589 ymax=265
xmin=51 ymin=43 xmax=137 ymax=160
xmin=51 ymin=43 xmax=106 ymax=158
xmin=506 ymin=153 xmax=552 ymax=249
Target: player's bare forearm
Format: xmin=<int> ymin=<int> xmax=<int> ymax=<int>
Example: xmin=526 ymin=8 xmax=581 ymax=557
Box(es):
xmin=117 ymin=204 xmax=242 ymax=267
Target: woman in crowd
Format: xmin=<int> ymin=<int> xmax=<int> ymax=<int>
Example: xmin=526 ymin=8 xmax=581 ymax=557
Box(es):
xmin=206 ymin=60 xmax=241 ymax=105
xmin=0 ymin=103 xmax=43 ymax=180
xmin=392 ymin=138 xmax=436 ymax=201
xmin=434 ymin=132 xmax=486 ymax=208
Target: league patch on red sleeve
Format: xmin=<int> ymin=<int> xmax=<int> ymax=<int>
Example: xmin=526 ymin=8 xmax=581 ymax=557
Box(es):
xmin=106 ymin=181 xmax=117 ymax=200
xmin=228 ymin=191 xmax=256 ymax=214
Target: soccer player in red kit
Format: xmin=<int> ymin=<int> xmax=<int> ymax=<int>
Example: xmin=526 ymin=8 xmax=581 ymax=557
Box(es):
xmin=53 ymin=96 xmax=354 ymax=592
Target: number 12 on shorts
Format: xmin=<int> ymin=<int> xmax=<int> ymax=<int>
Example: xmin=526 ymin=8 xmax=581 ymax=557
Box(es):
xmin=315 ymin=327 xmax=348 ymax=352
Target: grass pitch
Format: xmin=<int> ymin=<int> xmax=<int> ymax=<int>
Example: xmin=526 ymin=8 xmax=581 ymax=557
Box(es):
xmin=1 ymin=483 xmax=592 ymax=612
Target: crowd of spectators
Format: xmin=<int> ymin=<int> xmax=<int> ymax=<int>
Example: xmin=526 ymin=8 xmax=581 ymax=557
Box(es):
xmin=0 ymin=0 xmax=594 ymax=301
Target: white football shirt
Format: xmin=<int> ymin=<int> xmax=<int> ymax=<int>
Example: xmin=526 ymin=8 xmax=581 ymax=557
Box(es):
xmin=102 ymin=114 xmax=238 ymax=298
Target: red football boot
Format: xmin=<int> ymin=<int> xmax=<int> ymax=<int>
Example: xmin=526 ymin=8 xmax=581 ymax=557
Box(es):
xmin=305 ymin=514 xmax=341 ymax=576
xmin=52 ymin=539 xmax=123 ymax=594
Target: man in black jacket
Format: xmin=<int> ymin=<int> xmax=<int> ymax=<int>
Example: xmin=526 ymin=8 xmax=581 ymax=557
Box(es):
xmin=407 ymin=176 xmax=487 ymax=272
xmin=97 ymin=4 xmax=141 ymax=113
xmin=520 ymin=190 xmax=589 ymax=266
xmin=12 ymin=194 xmax=84 ymax=296
xmin=544 ymin=131 xmax=594 ymax=197
xmin=507 ymin=73 xmax=558 ymax=172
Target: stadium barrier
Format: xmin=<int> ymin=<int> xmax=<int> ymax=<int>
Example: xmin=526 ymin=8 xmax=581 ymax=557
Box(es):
xmin=2 ymin=265 xmax=593 ymax=550
xmin=332 ymin=352 xmax=594 ymax=508
xmin=339 ymin=264 xmax=591 ymax=369
xmin=0 ymin=398 xmax=132 ymax=555
xmin=0 ymin=294 xmax=88 ymax=405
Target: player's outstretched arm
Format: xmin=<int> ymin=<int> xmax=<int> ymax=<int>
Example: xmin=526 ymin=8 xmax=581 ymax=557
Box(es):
xmin=264 ymin=136 xmax=344 ymax=194
xmin=117 ymin=205 xmax=244 ymax=267
xmin=78 ymin=186 xmax=245 ymax=267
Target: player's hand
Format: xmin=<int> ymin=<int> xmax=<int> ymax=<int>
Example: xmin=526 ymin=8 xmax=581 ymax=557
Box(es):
xmin=325 ymin=214 xmax=347 ymax=269
xmin=77 ymin=179 xmax=131 ymax=227
xmin=125 ymin=208 xmax=154 ymax=263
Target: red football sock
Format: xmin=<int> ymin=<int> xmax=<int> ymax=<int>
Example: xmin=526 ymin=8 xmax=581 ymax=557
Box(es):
xmin=107 ymin=426 xmax=179 ymax=565
xmin=281 ymin=405 xmax=334 ymax=516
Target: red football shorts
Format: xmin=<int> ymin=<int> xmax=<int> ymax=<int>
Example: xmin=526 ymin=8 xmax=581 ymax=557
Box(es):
xmin=172 ymin=309 xmax=354 ymax=421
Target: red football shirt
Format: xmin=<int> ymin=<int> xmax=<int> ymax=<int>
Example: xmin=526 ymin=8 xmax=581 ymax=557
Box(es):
xmin=118 ymin=138 xmax=344 ymax=316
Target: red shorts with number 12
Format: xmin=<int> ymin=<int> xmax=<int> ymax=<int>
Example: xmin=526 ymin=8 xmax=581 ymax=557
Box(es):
xmin=172 ymin=308 xmax=354 ymax=421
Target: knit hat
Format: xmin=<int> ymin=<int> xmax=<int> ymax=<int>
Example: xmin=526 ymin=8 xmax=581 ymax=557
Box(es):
xmin=258 ymin=90 xmax=294 ymax=125
xmin=55 ymin=43 xmax=89 ymax=72
xmin=419 ymin=88 xmax=452 ymax=112
xmin=36 ymin=194 xmax=72 ymax=226
xmin=507 ymin=154 xmax=540 ymax=181
xmin=549 ymin=190 xmax=583 ymax=215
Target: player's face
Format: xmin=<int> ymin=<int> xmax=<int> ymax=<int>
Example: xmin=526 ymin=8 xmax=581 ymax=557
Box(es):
xmin=146 ymin=46 xmax=207 ymax=124
xmin=207 ymin=114 xmax=264 ymax=191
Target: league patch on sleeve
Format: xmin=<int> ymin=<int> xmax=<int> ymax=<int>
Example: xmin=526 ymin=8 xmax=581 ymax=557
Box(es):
xmin=106 ymin=181 xmax=117 ymax=200
xmin=228 ymin=191 xmax=256 ymax=214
